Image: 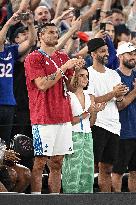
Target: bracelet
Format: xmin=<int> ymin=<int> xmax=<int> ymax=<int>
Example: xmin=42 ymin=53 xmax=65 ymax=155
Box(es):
xmin=59 ymin=68 xmax=65 ymax=76
xmin=59 ymin=68 xmax=68 ymax=80
xmin=116 ymin=98 xmax=123 ymax=103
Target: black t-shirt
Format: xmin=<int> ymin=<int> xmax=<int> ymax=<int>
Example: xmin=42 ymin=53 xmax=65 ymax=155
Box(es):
xmin=13 ymin=61 xmax=29 ymax=111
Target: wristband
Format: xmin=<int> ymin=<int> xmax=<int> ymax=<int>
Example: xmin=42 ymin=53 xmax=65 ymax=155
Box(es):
xmin=59 ymin=68 xmax=68 ymax=80
xmin=116 ymin=98 xmax=123 ymax=103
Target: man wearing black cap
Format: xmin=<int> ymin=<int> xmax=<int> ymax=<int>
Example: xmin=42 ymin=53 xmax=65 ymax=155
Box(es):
xmin=87 ymin=38 xmax=128 ymax=192
xmin=11 ymin=26 xmax=28 ymax=44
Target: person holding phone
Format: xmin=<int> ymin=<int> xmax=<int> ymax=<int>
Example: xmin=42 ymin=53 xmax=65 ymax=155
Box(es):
xmin=95 ymin=21 xmax=119 ymax=70
xmin=0 ymin=12 xmax=36 ymax=148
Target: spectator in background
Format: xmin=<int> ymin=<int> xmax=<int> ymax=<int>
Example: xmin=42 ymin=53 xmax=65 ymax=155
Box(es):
xmin=0 ymin=12 xmax=36 ymax=148
xmin=112 ymin=42 xmax=136 ymax=192
xmin=0 ymin=1 xmax=7 ymax=27
xmin=111 ymin=8 xmax=125 ymax=26
xmin=34 ymin=5 xmax=51 ymax=25
xmin=127 ymin=0 xmax=136 ymax=31
xmin=95 ymin=21 xmax=119 ymax=69
xmin=9 ymin=26 xmax=34 ymax=170
xmin=9 ymin=0 xmax=41 ymax=13
xmin=131 ymin=31 xmax=136 ymax=46
xmin=114 ymin=24 xmax=131 ymax=48
xmin=10 ymin=26 xmax=32 ymax=139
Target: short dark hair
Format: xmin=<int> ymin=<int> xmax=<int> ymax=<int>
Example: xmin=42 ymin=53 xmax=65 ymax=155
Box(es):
xmin=112 ymin=8 xmax=124 ymax=16
xmin=37 ymin=22 xmax=56 ymax=34
xmin=37 ymin=22 xmax=57 ymax=40
xmin=10 ymin=26 xmax=28 ymax=43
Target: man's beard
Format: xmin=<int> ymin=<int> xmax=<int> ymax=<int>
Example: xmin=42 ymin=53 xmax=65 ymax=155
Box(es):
xmin=97 ymin=55 xmax=109 ymax=65
xmin=46 ymin=40 xmax=58 ymax=47
xmin=123 ymin=59 xmax=136 ymax=69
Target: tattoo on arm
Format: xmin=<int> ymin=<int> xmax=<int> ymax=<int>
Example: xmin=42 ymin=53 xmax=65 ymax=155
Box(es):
xmin=47 ymin=73 xmax=57 ymax=81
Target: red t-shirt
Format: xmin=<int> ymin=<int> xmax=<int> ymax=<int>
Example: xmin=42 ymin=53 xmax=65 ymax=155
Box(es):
xmin=24 ymin=50 xmax=73 ymax=125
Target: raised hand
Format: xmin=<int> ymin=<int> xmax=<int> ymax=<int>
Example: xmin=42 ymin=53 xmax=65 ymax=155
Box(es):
xmin=71 ymin=17 xmax=82 ymax=32
xmin=60 ymin=8 xmax=75 ymax=20
xmin=6 ymin=12 xmax=21 ymax=26
xmin=95 ymin=30 xmax=106 ymax=39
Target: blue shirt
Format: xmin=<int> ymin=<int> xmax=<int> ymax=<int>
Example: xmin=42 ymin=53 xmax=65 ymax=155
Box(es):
xmin=116 ymin=69 xmax=136 ymax=139
xmin=105 ymin=36 xmax=119 ymax=70
xmin=0 ymin=44 xmax=19 ymax=105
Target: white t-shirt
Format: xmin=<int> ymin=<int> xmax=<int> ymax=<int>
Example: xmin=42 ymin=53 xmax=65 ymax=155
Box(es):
xmin=87 ymin=66 xmax=121 ymax=135
xmin=68 ymin=91 xmax=91 ymax=133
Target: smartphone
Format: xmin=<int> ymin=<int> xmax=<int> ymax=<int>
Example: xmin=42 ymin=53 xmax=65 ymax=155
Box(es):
xmin=100 ymin=22 xmax=106 ymax=31
xmin=16 ymin=13 xmax=30 ymax=21
xmin=74 ymin=9 xmax=80 ymax=19
xmin=95 ymin=9 xmax=101 ymax=21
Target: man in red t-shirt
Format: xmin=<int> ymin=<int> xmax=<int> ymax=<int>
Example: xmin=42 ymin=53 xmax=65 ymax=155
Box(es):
xmin=24 ymin=22 xmax=85 ymax=194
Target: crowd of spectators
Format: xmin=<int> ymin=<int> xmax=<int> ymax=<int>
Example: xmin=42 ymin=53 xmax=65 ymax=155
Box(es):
xmin=0 ymin=0 xmax=136 ymax=194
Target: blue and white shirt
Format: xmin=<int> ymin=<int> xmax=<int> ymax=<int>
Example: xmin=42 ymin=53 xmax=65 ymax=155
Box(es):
xmin=0 ymin=44 xmax=19 ymax=105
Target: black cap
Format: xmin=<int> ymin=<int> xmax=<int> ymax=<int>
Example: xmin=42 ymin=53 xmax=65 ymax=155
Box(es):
xmin=87 ymin=38 xmax=106 ymax=53
xmin=10 ymin=26 xmax=28 ymax=42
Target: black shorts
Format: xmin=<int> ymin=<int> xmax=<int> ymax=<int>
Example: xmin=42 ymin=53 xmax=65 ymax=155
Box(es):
xmin=113 ymin=139 xmax=136 ymax=174
xmin=92 ymin=125 xmax=119 ymax=165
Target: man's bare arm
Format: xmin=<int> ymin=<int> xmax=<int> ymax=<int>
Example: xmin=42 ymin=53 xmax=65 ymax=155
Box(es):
xmin=34 ymin=58 xmax=85 ymax=92
xmin=95 ymin=83 xmax=129 ymax=103
xmin=56 ymin=18 xmax=82 ymax=50
xmin=18 ymin=16 xmax=36 ymax=55
xmin=10 ymin=0 xmax=41 ymax=12
xmin=80 ymin=0 xmax=103 ymax=23
xmin=117 ymin=81 xmax=136 ymax=111
xmin=0 ymin=13 xmax=20 ymax=51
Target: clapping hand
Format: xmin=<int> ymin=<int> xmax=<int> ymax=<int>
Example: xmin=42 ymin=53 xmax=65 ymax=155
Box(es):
xmin=88 ymin=102 xmax=106 ymax=114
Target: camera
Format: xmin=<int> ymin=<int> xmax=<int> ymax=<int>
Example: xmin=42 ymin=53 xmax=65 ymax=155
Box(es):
xmin=15 ymin=12 xmax=30 ymax=21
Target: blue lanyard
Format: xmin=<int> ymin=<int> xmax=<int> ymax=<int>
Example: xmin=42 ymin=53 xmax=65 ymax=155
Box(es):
xmin=38 ymin=49 xmax=68 ymax=80
xmin=79 ymin=116 xmax=83 ymax=130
